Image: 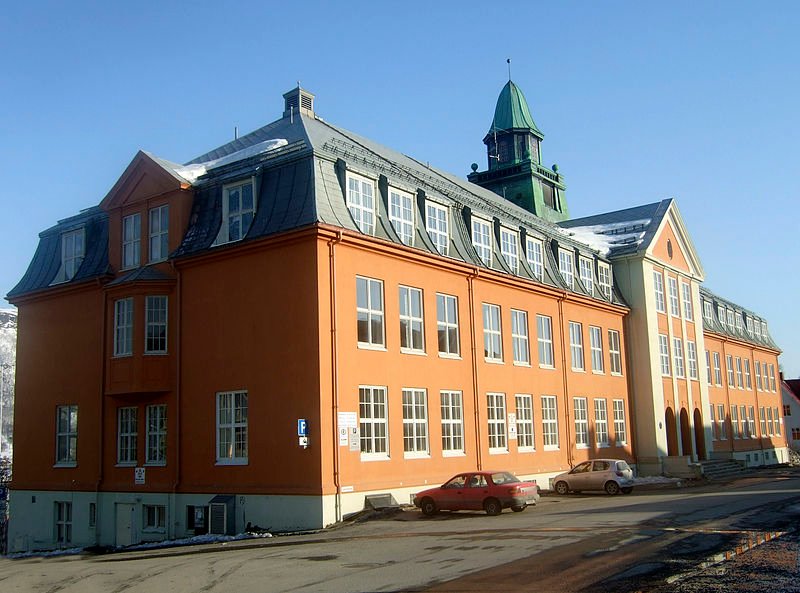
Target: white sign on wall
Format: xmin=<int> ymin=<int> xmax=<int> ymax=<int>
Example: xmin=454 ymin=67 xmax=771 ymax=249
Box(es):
xmin=134 ymin=467 xmax=145 ymax=485
xmin=507 ymin=413 xmax=517 ymax=439
xmin=338 ymin=412 xmax=357 ymax=446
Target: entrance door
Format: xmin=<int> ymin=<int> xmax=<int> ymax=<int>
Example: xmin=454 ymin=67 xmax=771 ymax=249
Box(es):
xmin=115 ymin=504 xmax=136 ymax=547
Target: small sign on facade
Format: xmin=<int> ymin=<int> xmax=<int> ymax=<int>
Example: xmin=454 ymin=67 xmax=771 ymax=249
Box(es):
xmin=134 ymin=467 xmax=145 ymax=485
xmin=297 ymin=418 xmax=308 ymax=437
xmin=338 ymin=412 xmax=357 ymax=446
xmin=507 ymin=413 xmax=517 ymax=439
xmin=348 ymin=427 xmax=360 ymax=452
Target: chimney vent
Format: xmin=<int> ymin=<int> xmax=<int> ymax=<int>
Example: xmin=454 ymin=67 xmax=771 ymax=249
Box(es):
xmin=283 ymin=86 xmax=315 ymax=119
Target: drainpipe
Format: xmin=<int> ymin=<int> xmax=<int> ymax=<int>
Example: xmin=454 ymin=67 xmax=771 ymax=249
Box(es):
xmin=170 ymin=261 xmax=182 ymax=540
xmin=328 ymin=231 xmax=343 ymax=522
xmin=557 ymin=295 xmax=574 ymax=467
xmin=467 ymin=269 xmax=482 ymax=470
xmin=95 ymin=290 xmax=108 ymax=547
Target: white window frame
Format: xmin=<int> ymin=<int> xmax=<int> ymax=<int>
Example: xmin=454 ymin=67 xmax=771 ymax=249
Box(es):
xmin=356 ymin=276 xmax=385 ymax=349
xmin=703 ymin=300 xmax=713 ymax=323
xmin=117 ymin=406 xmax=138 ymax=465
xmin=598 ymin=262 xmax=612 ymax=299
xmin=653 ymin=271 xmax=666 ymax=313
xmin=359 ymin=386 xmax=389 ymax=460
xmin=727 ymin=309 xmax=735 ymax=330
xmin=770 ymin=364 xmax=777 ymax=391
xmin=774 ymin=407 xmax=782 ymax=436
xmin=146 ymin=404 xmax=167 ymax=465
xmin=731 ymin=405 xmax=740 ymax=439
xmin=500 ymin=227 xmax=519 ymax=274
xmin=399 ymin=285 xmax=425 ymax=353
xmin=672 ymin=338 xmax=685 ymax=378
xmin=718 ymin=306 xmax=727 ymax=329
xmin=687 ymin=341 xmax=698 ymax=380
xmin=756 ymin=361 xmax=763 ymax=390
xmin=148 ymin=204 xmax=169 ymax=263
xmin=710 ymin=404 xmax=718 ymax=440
xmin=668 ymin=276 xmax=679 ymax=317
xmin=55 ymin=228 xmax=85 ymax=284
xmin=594 ymin=398 xmax=609 ymax=447
xmin=55 ymin=501 xmax=72 ymax=545
xmin=145 ymin=295 xmax=168 ymax=354
xmin=579 ymin=257 xmax=594 ymax=295
xmin=589 ymin=325 xmax=604 ymax=373
xmin=511 ymin=309 xmax=530 ymax=366
xmin=402 ymin=388 xmax=429 ymax=458
xmin=440 ymin=391 xmax=464 ymax=456
xmin=515 ymin=394 xmax=535 ymax=451
xmin=122 ymin=213 xmax=141 ymax=270
xmin=735 ymin=312 xmax=744 ymax=333
xmin=55 ymin=405 xmax=78 ymax=465
xmin=574 ymin=397 xmax=588 ymax=448
xmin=727 ymin=354 xmax=735 ymax=386
xmin=425 ymin=201 xmax=449 ymax=256
xmin=713 ymin=352 xmax=722 ymax=385
xmin=608 ymin=329 xmax=622 ymax=375
xmin=681 ymin=282 xmax=693 ymax=321
xmin=216 ymin=179 xmax=255 ymax=244
xmin=613 ymin=399 xmax=627 ymax=445
xmin=735 ymin=357 xmax=744 ymax=389
xmin=559 ymin=249 xmax=574 ymax=289
xmin=767 ymin=407 xmax=774 ymax=435
xmin=483 ymin=303 xmax=503 ymax=362
xmin=541 ymin=395 xmax=559 ymax=449
xmin=569 ymin=321 xmax=584 ymax=371
xmin=388 ymin=187 xmax=414 ymax=245
xmin=471 ymin=217 xmax=492 ymax=266
xmin=346 ymin=172 xmax=375 ymax=235
xmin=759 ymin=406 xmax=767 ymax=437
xmin=114 ymin=297 xmax=134 ymax=357
xmin=216 ymin=390 xmax=248 ymax=465
xmin=747 ymin=406 xmax=756 ymax=439
xmin=436 ymin=293 xmax=460 ymax=357
xmin=718 ymin=404 xmax=728 ymax=440
xmin=744 ymin=359 xmax=752 ymax=390
xmin=537 ymin=314 xmax=554 ymax=368
xmin=526 ymin=237 xmax=544 ymax=280
xmin=487 ymin=393 xmax=507 ymax=453
xmin=659 ymin=334 xmax=671 ymax=376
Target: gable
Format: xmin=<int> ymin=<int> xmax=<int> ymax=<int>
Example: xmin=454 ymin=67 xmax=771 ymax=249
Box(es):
xmin=652 ymin=220 xmax=690 ymax=273
xmin=100 ymin=151 xmax=190 ymax=211
xmin=647 ymin=202 xmax=704 ymax=280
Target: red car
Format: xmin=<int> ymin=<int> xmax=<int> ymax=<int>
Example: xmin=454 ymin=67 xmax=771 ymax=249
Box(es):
xmin=413 ymin=470 xmax=540 ymax=516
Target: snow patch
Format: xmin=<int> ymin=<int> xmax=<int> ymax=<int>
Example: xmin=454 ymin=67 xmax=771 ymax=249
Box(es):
xmin=561 ymin=219 xmax=652 ymax=256
xmin=173 ymin=138 xmax=289 ymax=183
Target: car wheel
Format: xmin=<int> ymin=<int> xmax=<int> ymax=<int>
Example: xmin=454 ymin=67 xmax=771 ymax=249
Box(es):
xmin=511 ymin=505 xmax=526 ymax=512
xmin=484 ymin=498 xmax=502 ymax=516
xmin=604 ymin=481 xmax=621 ymax=495
xmin=621 ymin=487 xmax=633 ymax=495
xmin=420 ymin=497 xmax=437 ymax=516
xmin=555 ymin=481 xmax=569 ymax=495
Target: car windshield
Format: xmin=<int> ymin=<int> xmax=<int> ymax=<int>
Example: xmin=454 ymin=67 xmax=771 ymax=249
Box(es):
xmin=490 ymin=472 xmax=520 ymax=485
xmin=443 ymin=475 xmax=467 ymax=488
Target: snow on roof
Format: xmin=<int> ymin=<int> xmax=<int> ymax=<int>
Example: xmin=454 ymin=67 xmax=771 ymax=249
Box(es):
xmin=173 ymin=138 xmax=289 ymax=183
xmin=560 ymin=218 xmax=652 ymax=256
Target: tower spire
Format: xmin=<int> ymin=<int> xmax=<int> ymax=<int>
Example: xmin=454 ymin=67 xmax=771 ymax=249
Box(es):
xmin=507 ymin=58 xmax=511 ymax=82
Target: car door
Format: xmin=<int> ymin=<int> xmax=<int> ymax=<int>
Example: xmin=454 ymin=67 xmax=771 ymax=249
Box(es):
xmin=439 ymin=474 xmax=469 ymax=510
xmin=589 ymin=460 xmax=612 ymax=490
xmin=462 ymin=473 xmax=489 ymax=510
xmin=567 ymin=461 xmax=593 ymax=490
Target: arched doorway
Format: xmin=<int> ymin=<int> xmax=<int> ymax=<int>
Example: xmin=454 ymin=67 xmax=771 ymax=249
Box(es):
xmin=693 ymin=407 xmax=706 ymax=460
xmin=680 ymin=408 xmax=693 ymax=459
xmin=665 ymin=407 xmax=678 ymax=456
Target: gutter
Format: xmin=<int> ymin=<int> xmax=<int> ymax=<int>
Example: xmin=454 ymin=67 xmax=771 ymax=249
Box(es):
xmin=467 ymin=268 xmax=482 ymax=470
xmin=328 ymin=230 xmax=343 ymax=522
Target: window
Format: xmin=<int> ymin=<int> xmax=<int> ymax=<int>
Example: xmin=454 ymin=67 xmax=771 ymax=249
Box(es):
xmin=767 ymin=407 xmax=774 ymax=435
xmin=744 ymin=359 xmax=752 ymax=390
xmin=748 ymin=406 xmax=756 ymax=439
xmin=775 ymin=407 xmax=782 ymax=436
xmin=594 ymin=399 xmax=609 ymax=447
xmin=55 ymin=502 xmax=72 ymax=545
xmin=357 ymin=276 xmax=385 ymax=348
xmin=653 ymin=271 xmax=666 ymax=313
xmin=735 ymin=313 xmax=744 ymax=333
xmin=471 ymin=217 xmax=492 ymax=265
xmin=144 ymin=505 xmax=166 ymax=531
xmin=399 ymin=286 xmax=424 ymax=353
xmin=483 ymin=303 xmax=503 ymax=362
xmin=608 ymin=330 xmax=622 ymax=374
xmin=346 ymin=173 xmax=375 ymax=235
xmin=216 ymin=391 xmax=248 ymax=464
xmin=672 ymin=338 xmax=685 ymax=378
xmin=613 ymin=399 xmax=627 ymax=445
xmin=759 ymin=407 xmax=767 ymax=437
xmin=735 ymin=357 xmax=744 ymax=389
xmin=755 ymin=361 xmax=763 ymax=390
xmin=710 ymin=404 xmax=717 ymax=440
xmin=718 ymin=306 xmax=727 ymax=329
xmin=122 ymin=213 xmax=141 ymax=269
xmin=114 ymin=297 xmax=134 ymax=357
xmin=784 ymin=404 xmax=791 ymax=417
xmin=537 ymin=315 xmax=554 ymax=367
xmin=770 ymin=364 xmax=777 ymax=391
xmin=388 ymin=188 xmax=414 ymax=245
xmin=500 ymin=227 xmax=519 ymax=273
xmin=574 ymin=397 xmax=588 ymax=448
xmin=559 ymin=249 xmax=574 ymax=289
xmin=436 ymin=293 xmax=460 ymax=356
xmin=740 ymin=405 xmax=749 ymax=438
xmin=359 ymin=386 xmax=388 ymax=458
xmin=55 ymin=405 xmax=78 ymax=465
xmin=569 ymin=321 xmax=584 ymax=371
xmin=731 ymin=405 xmax=740 ymax=439
xmin=145 ymin=296 xmax=168 ymax=354
xmin=718 ymin=404 xmax=727 ymax=440
xmin=216 ymin=180 xmax=255 ymax=243
xmin=713 ymin=352 xmax=722 ymax=385
xmin=687 ymin=341 xmax=698 ymax=380
xmin=726 ymin=355 xmax=735 ymax=386
xmin=526 ymin=237 xmax=544 ymax=280
xmin=402 ymin=388 xmax=429 ymax=457
xmin=511 ymin=309 xmax=530 ymax=365
xmin=703 ymin=301 xmax=713 ymax=323
xmin=146 ymin=404 xmax=167 ymax=465
xmin=659 ymin=334 xmax=671 ymax=376
xmin=515 ymin=394 xmax=534 ymax=450
xmin=589 ymin=326 xmax=604 ymax=373
xmin=55 ymin=228 xmax=85 ymax=283
xmin=705 ymin=350 xmax=712 ymax=384
xmin=598 ymin=262 xmax=612 ymax=299
xmin=149 ymin=204 xmax=169 ymax=262
xmin=487 ymin=393 xmax=507 ymax=452
xmin=117 ymin=406 xmax=137 ymax=465
xmin=668 ymin=277 xmax=679 ymax=317
xmin=425 ymin=201 xmax=449 ymax=255
xmin=440 ymin=391 xmax=464 ymax=455
xmin=762 ymin=321 xmax=768 ymax=339
xmin=89 ymin=503 xmax=96 ymax=528
xmin=727 ymin=309 xmax=735 ymax=330
xmin=541 ymin=395 xmax=559 ymax=449
xmin=681 ymin=282 xmax=693 ymax=320
xmin=579 ymin=257 xmax=594 ymax=294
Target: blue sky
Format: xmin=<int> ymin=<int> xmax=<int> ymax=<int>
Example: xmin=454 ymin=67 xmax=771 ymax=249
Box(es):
xmin=1 ymin=2 xmax=798 ymax=376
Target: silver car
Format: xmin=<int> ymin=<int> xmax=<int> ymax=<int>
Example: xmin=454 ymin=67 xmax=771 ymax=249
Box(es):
xmin=552 ymin=459 xmax=634 ymax=495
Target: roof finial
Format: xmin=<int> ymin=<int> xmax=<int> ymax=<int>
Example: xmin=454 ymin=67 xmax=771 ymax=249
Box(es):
xmin=507 ymin=58 xmax=511 ymax=82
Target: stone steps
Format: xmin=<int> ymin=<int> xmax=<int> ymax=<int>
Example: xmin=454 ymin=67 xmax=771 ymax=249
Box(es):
xmin=700 ymin=459 xmax=746 ymax=480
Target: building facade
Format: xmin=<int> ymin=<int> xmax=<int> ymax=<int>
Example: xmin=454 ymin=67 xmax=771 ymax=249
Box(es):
xmin=5 ymin=83 xmax=785 ymax=552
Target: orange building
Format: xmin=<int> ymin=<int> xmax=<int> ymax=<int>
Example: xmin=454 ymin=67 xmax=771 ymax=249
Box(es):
xmin=5 ymin=84 xmax=783 ymax=552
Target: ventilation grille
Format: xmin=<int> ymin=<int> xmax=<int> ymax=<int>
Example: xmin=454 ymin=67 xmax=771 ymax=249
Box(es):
xmin=301 ymin=94 xmax=313 ymax=110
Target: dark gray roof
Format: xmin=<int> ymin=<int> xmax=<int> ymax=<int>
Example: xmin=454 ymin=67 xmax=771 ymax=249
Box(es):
xmin=699 ymin=286 xmax=779 ymax=351
xmin=107 ymin=266 xmax=175 ymax=287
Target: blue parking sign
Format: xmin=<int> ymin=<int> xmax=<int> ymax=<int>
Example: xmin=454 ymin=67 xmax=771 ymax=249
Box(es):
xmin=297 ymin=419 xmax=307 ymax=437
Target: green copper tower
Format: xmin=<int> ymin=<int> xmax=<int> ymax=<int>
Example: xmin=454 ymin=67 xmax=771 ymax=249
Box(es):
xmin=468 ymin=80 xmax=569 ymax=223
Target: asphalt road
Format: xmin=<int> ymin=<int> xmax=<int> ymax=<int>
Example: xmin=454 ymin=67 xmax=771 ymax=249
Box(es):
xmin=1 ymin=467 xmax=799 ymax=593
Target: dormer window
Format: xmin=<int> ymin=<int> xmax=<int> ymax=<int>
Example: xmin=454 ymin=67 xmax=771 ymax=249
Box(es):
xmin=346 ymin=172 xmax=375 ymax=235
xmin=388 ymin=188 xmax=414 ymax=245
xmin=735 ymin=312 xmax=744 ymax=332
xmin=598 ymin=262 xmax=612 ymax=299
xmin=471 ymin=217 xmax=492 ymax=266
xmin=216 ymin=180 xmax=255 ymax=244
xmin=579 ymin=257 xmax=593 ymax=295
xmin=122 ymin=213 xmax=141 ymax=270
xmin=718 ymin=305 xmax=726 ymax=328
xmin=727 ymin=309 xmax=735 ymax=330
xmin=500 ymin=227 xmax=519 ymax=274
xmin=425 ymin=201 xmax=449 ymax=256
xmin=558 ymin=248 xmax=574 ymax=289
xmin=53 ymin=228 xmax=85 ymax=284
xmin=149 ymin=205 xmax=169 ymax=263
xmin=526 ymin=237 xmax=544 ymax=280
xmin=703 ymin=300 xmax=713 ymax=323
